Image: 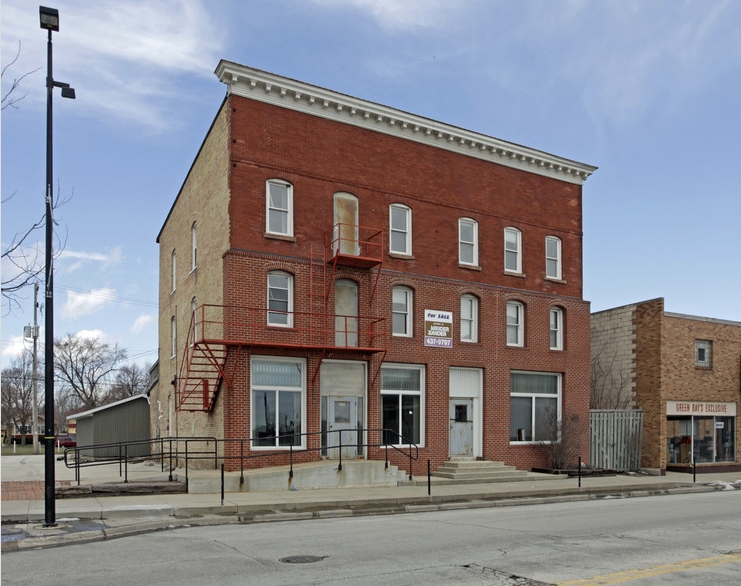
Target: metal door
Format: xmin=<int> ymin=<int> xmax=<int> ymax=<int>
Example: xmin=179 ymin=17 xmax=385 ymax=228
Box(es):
xmin=449 ymin=399 xmax=473 ymax=457
xmin=328 ymin=396 xmax=358 ymax=459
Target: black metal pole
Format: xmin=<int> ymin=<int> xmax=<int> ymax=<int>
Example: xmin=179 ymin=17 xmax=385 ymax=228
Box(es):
xmin=43 ymin=25 xmax=56 ymax=528
xmin=578 ymin=455 xmax=582 ymax=488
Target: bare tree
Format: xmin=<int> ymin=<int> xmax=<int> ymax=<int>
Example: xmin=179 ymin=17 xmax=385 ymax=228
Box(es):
xmin=538 ymin=407 xmax=586 ymax=471
xmin=1 ymin=351 xmax=41 ymax=444
xmin=591 ymin=340 xmax=634 ymax=409
xmin=1 ymin=41 xmax=40 ymax=111
xmin=1 ymin=41 xmax=70 ymax=315
xmin=54 ymin=335 xmax=127 ymax=410
xmin=106 ymin=362 xmax=150 ymax=403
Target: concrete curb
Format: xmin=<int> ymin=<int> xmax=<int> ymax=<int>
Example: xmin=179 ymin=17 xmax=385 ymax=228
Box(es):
xmin=1 ymin=482 xmax=719 ymax=551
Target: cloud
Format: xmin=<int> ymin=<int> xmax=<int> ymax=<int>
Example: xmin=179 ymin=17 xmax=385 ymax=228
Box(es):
xmin=131 ymin=314 xmax=154 ymax=334
xmin=1 ymin=0 xmax=223 ymax=132
xmin=62 ymin=288 xmax=116 ymax=319
xmin=73 ymin=329 xmax=106 ymax=341
xmin=1 ymin=335 xmax=29 ymax=366
xmin=60 ymin=246 xmax=123 ymax=274
xmin=310 ymin=0 xmax=456 ymax=30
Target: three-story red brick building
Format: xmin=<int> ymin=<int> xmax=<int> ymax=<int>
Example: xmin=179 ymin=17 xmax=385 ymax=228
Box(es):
xmin=153 ymin=60 xmax=597 ymax=473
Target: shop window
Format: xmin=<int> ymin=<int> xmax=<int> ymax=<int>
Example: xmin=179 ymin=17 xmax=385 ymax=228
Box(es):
xmin=381 ymin=364 xmax=424 ymax=446
xmin=667 ymin=415 xmax=735 ymax=463
xmin=510 ymin=371 xmax=560 ymax=442
xmin=251 ymin=357 xmax=305 ymax=449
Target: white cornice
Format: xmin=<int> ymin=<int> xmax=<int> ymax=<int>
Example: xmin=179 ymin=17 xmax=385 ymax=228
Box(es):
xmin=215 ymin=60 xmax=597 ymax=185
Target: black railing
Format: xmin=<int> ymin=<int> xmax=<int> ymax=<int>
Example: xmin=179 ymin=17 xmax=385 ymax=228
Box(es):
xmin=63 ymin=429 xmax=418 ymax=488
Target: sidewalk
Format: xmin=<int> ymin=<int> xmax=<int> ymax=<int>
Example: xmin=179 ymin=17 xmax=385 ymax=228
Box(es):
xmin=3 ymin=455 xmax=740 ymax=551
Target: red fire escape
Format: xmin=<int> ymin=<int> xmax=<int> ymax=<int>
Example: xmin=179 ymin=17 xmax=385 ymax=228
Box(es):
xmin=176 ymin=224 xmax=386 ymax=412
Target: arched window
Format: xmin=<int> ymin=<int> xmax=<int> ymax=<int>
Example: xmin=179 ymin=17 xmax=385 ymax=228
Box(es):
xmin=267 ymin=271 xmax=293 ymax=327
xmin=549 ymin=307 xmax=563 ymax=350
xmin=392 ymin=286 xmax=413 ymax=337
xmin=506 ymin=301 xmax=524 ymax=346
xmin=171 ymin=250 xmax=177 ymax=293
xmin=461 ymin=294 xmax=479 ymax=342
xmin=191 ymin=222 xmax=198 ymax=272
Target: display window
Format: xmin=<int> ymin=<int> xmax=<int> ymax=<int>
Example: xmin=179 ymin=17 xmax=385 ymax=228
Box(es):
xmin=667 ymin=415 xmax=735 ymax=464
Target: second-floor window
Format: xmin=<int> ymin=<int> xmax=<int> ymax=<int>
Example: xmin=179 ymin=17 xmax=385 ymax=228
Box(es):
xmin=545 ymin=236 xmax=561 ymax=280
xmin=392 ymin=286 xmax=413 ymax=336
xmin=191 ymin=222 xmax=198 ymax=272
xmin=549 ymin=307 xmax=563 ymax=350
xmin=461 ymin=294 xmax=478 ymax=343
xmin=171 ymin=250 xmax=177 ymax=293
xmin=506 ymin=301 xmax=524 ymax=346
xmin=695 ymin=339 xmax=712 ymax=368
xmin=266 ymin=180 xmax=293 ymax=236
xmin=504 ymin=227 xmax=522 ymax=273
xmin=459 ymin=218 xmax=478 ymax=266
xmin=389 ymin=204 xmax=411 ymax=255
xmin=268 ymin=271 xmax=293 ymax=327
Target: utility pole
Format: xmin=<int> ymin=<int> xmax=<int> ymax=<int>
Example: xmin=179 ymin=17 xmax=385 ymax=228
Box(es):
xmin=32 ymin=283 xmax=40 ymax=455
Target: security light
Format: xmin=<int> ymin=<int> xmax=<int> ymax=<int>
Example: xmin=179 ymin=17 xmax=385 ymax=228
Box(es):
xmin=39 ymin=6 xmax=59 ymax=32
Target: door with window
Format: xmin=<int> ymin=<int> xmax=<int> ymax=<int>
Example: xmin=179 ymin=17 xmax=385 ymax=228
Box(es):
xmin=321 ymin=361 xmax=365 ymax=460
xmin=449 ymin=399 xmax=474 ymax=457
xmin=449 ymin=367 xmax=482 ymax=458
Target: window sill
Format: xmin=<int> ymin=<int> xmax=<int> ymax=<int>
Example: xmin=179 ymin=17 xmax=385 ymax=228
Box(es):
xmin=545 ymin=277 xmax=566 ymax=284
xmin=503 ymin=270 xmax=525 ymax=278
xmin=459 ymin=263 xmax=481 ymax=271
xmin=506 ymin=343 xmax=525 ymax=349
xmin=264 ymin=232 xmax=296 ymax=242
xmin=389 ymin=252 xmax=415 ymax=260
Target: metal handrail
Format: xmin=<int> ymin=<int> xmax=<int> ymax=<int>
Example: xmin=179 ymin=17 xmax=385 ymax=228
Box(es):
xmin=62 ymin=429 xmax=418 ymax=486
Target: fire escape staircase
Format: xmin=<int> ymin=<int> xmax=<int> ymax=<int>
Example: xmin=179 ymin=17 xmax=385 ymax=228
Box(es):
xmin=175 ymin=223 xmax=387 ymax=412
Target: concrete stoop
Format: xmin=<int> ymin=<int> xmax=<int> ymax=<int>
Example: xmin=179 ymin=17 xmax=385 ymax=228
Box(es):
xmin=428 ymin=460 xmax=562 ymax=485
xmin=183 ymin=460 xmax=409 ymax=494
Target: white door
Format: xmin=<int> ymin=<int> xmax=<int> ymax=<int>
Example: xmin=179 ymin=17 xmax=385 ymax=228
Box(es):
xmin=449 ymin=399 xmax=474 ymax=457
xmin=328 ymin=396 xmax=358 ymax=459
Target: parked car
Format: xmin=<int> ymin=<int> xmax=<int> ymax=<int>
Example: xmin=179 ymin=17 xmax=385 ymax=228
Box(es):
xmin=55 ymin=435 xmax=76 ymax=448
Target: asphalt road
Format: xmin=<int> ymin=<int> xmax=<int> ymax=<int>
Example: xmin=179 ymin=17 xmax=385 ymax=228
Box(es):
xmin=3 ymin=490 xmax=740 ymax=585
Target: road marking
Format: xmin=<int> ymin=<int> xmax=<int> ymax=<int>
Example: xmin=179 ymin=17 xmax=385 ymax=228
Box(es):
xmin=558 ymin=553 xmax=741 ymax=585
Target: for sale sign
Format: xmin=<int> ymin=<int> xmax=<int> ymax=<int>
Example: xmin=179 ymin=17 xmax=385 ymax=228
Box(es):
xmin=424 ymin=310 xmax=453 ymax=348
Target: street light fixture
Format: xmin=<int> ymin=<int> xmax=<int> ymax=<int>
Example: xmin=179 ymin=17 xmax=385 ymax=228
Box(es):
xmin=40 ymin=4 xmax=75 ymax=528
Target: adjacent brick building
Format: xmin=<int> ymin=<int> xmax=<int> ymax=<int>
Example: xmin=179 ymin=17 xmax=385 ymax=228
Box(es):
xmin=153 ymin=60 xmax=597 ymax=474
xmin=591 ymin=298 xmax=741 ymax=473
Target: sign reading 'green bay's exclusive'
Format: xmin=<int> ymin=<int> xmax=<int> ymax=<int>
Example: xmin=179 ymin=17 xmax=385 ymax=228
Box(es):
xmin=424 ymin=309 xmax=453 ymax=348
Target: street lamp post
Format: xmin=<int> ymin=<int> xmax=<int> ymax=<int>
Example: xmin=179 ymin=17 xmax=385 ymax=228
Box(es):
xmin=40 ymin=5 xmax=75 ymax=527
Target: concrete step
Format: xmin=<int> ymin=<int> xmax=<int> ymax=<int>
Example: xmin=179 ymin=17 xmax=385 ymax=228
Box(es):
xmin=431 ymin=460 xmax=528 ymax=481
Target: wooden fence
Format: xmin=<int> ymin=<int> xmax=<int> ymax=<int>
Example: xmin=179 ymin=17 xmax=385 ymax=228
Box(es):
xmin=590 ymin=409 xmax=643 ymax=471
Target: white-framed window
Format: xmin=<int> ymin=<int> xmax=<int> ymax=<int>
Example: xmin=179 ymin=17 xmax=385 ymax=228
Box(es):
xmin=459 ymin=218 xmax=478 ymax=266
xmin=191 ymin=222 xmax=198 ymax=272
xmin=510 ymin=371 xmax=561 ymax=442
xmin=266 ymin=179 xmax=293 ymax=236
xmin=381 ymin=364 xmax=424 ymax=446
xmin=461 ymin=294 xmax=478 ymax=343
xmin=695 ymin=339 xmax=712 ymax=368
xmin=389 ymin=204 xmax=411 ymax=255
xmin=545 ymin=236 xmax=561 ymax=280
xmin=504 ymin=227 xmax=522 ymax=273
xmin=506 ymin=301 xmax=524 ymax=346
xmin=170 ymin=316 xmax=177 ymax=359
xmin=267 ymin=271 xmax=293 ymax=327
xmin=392 ymin=286 xmax=413 ymax=337
xmin=549 ymin=307 xmax=563 ymax=350
xmin=251 ymin=357 xmax=305 ymax=449
xmin=171 ymin=250 xmax=177 ymax=293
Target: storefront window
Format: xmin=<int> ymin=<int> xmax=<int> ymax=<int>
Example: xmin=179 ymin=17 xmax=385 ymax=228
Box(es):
xmin=667 ymin=415 xmax=735 ymax=464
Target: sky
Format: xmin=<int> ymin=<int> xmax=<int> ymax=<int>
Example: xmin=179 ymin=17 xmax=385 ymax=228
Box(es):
xmin=2 ymin=0 xmax=740 ymax=370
